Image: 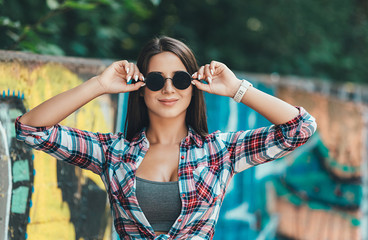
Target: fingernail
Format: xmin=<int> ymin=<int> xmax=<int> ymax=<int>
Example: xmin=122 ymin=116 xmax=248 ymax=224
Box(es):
xmin=134 ymin=75 xmax=138 ymax=82
xmin=126 ymin=68 xmax=130 ymax=74
xmin=142 ymin=76 xmax=145 ymax=81
xmin=191 ymin=80 xmax=196 ymax=85
xmin=207 ymin=77 xmax=212 ymax=84
xmin=211 ymin=69 xmax=214 ymax=75
xmin=140 ymin=83 xmax=146 ymax=87
xmin=198 ymin=74 xmax=201 ymax=80
xmin=127 ymin=76 xmax=131 ymax=83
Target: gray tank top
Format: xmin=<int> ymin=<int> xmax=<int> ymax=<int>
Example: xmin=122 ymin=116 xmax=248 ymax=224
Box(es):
xmin=135 ymin=176 xmax=182 ymax=232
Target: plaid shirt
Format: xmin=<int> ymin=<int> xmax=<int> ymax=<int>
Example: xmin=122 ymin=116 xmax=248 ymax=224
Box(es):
xmin=15 ymin=107 xmax=316 ymax=240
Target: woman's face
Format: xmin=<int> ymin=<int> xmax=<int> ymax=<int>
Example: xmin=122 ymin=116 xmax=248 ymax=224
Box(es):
xmin=142 ymin=51 xmax=193 ymax=120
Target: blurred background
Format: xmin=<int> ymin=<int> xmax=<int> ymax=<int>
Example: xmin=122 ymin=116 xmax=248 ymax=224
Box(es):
xmin=0 ymin=0 xmax=367 ymax=240
xmin=1 ymin=0 xmax=368 ymax=83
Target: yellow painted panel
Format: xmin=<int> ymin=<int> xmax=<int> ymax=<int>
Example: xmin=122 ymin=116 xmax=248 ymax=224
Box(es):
xmin=28 ymin=221 xmax=75 ymax=240
xmin=1 ymin=61 xmax=114 ymax=239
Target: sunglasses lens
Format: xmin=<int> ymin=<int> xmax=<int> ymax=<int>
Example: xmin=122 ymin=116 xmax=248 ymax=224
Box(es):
xmin=145 ymin=72 xmax=164 ymax=91
xmin=173 ymin=71 xmax=191 ymax=90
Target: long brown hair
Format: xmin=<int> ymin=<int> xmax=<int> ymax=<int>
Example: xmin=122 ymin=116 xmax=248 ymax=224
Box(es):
xmin=124 ymin=36 xmax=208 ymax=141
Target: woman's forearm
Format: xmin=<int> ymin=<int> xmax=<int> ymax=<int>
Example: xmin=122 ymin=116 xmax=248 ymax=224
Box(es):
xmin=191 ymin=61 xmax=300 ymax=124
xmin=19 ymin=60 xmax=144 ymax=127
xmin=241 ymin=86 xmax=299 ymax=125
xmin=19 ymin=76 xmax=105 ymax=127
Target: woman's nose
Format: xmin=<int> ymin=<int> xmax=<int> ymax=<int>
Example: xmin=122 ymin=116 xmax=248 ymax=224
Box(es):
xmin=162 ymin=78 xmax=175 ymax=93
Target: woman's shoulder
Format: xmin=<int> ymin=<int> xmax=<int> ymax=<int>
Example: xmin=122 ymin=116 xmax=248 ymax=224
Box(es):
xmin=188 ymin=126 xmax=223 ymax=146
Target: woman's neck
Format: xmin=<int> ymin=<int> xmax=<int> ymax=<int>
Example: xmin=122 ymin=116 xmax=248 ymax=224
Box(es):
xmin=146 ymin=118 xmax=188 ymax=145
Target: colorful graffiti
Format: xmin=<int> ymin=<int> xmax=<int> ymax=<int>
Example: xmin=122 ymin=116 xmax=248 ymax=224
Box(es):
xmin=0 ymin=94 xmax=33 ymax=240
xmin=0 ymin=56 xmax=115 ymax=240
xmin=267 ymin=86 xmax=366 ymax=239
xmin=208 ymin=75 xmax=367 ymax=240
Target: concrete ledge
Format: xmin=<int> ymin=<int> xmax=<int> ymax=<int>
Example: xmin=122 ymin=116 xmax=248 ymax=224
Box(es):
xmin=1 ymin=50 xmax=367 ymax=104
xmin=236 ymin=71 xmax=368 ymax=105
xmin=0 ymin=50 xmax=112 ymax=80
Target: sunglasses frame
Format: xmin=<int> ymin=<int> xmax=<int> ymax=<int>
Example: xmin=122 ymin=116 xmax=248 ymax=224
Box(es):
xmin=144 ymin=71 xmax=192 ymax=91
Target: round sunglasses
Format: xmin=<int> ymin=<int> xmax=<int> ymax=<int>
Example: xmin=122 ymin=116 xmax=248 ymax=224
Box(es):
xmin=144 ymin=71 xmax=192 ymax=91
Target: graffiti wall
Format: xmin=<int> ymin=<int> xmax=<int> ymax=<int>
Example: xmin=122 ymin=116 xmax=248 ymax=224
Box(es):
xmin=0 ymin=51 xmax=115 ymax=240
xmin=202 ymin=73 xmax=368 ymax=240
xmin=1 ymin=50 xmax=367 ymax=240
xmin=267 ymin=81 xmax=367 ymax=240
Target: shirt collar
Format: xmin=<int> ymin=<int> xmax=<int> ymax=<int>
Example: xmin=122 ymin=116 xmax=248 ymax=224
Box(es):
xmin=187 ymin=125 xmax=204 ymax=147
xmin=129 ymin=125 xmax=204 ymax=147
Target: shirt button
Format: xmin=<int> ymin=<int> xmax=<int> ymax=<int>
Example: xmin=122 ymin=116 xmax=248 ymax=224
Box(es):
xmin=181 ymin=156 xmax=185 ymax=159
xmin=178 ymin=219 xmax=182 ymax=222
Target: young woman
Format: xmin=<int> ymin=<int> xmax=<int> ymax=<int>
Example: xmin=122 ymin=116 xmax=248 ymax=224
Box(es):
xmin=16 ymin=36 xmax=317 ymax=239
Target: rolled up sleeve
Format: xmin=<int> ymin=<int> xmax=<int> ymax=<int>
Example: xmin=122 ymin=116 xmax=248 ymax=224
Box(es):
xmin=15 ymin=116 xmax=118 ymax=175
xmin=217 ymin=107 xmax=317 ymax=174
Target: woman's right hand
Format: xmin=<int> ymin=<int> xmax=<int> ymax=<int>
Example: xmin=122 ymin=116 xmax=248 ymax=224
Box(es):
xmin=96 ymin=60 xmax=145 ymax=94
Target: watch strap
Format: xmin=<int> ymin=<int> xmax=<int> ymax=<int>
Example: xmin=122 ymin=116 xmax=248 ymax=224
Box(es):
xmin=233 ymin=80 xmax=252 ymax=103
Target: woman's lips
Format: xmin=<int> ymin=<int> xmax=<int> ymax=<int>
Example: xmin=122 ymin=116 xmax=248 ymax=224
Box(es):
xmin=158 ymin=99 xmax=178 ymax=106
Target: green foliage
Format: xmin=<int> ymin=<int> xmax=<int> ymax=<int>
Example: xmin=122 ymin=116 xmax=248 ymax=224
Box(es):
xmin=0 ymin=0 xmax=367 ymax=83
xmin=61 ymin=1 xmax=98 ymax=10
xmin=0 ymin=17 xmax=21 ymax=28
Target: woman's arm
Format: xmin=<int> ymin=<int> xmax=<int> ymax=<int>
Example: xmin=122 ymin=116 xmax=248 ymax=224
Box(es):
xmin=239 ymin=87 xmax=299 ymax=125
xmin=19 ymin=60 xmax=145 ymax=127
xmin=19 ymin=77 xmax=103 ymax=127
xmin=15 ymin=60 xmax=145 ymax=174
xmin=215 ymin=107 xmax=316 ymax=174
xmin=193 ymin=60 xmax=317 ymax=174
xmin=191 ymin=60 xmax=298 ymax=124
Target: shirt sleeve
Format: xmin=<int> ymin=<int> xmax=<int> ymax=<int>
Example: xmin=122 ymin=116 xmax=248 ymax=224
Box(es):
xmin=217 ymin=107 xmax=317 ymax=174
xmin=15 ymin=116 xmax=120 ymax=175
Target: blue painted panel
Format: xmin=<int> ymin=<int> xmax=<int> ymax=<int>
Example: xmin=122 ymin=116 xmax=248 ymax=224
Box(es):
xmin=209 ymin=80 xmax=275 ymax=240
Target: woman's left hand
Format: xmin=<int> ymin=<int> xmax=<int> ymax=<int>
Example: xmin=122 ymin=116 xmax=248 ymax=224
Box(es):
xmin=191 ymin=61 xmax=242 ymax=98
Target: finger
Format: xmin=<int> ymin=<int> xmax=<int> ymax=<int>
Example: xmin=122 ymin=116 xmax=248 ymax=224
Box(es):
xmin=191 ymin=71 xmax=198 ymax=79
xmin=131 ymin=64 xmax=144 ymax=81
xmin=133 ymin=65 xmax=144 ymax=81
xmin=132 ymin=64 xmax=141 ymax=82
xmin=191 ymin=79 xmax=211 ymax=93
xmin=140 ymin=73 xmax=145 ymax=82
xmin=126 ymin=62 xmax=135 ymax=83
xmin=125 ymin=81 xmax=145 ymax=92
xmin=209 ymin=61 xmax=218 ymax=75
xmin=204 ymin=64 xmax=212 ymax=84
xmin=197 ymin=66 xmax=205 ymax=80
xmin=116 ymin=60 xmax=129 ymax=74
xmin=111 ymin=60 xmax=128 ymax=76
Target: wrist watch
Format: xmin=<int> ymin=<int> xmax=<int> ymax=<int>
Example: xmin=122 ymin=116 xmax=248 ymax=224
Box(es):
xmin=233 ymin=79 xmax=253 ymax=103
